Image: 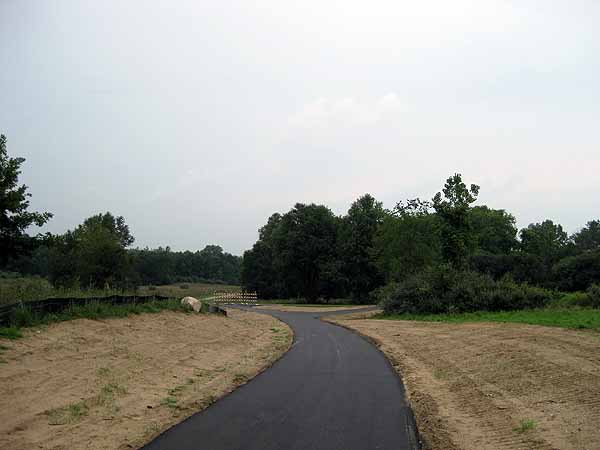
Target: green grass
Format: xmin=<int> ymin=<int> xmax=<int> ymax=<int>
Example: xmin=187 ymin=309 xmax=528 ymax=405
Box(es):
xmin=514 ymin=419 xmax=537 ymax=434
xmin=47 ymin=401 xmax=89 ymax=425
xmin=138 ymin=282 xmax=241 ymax=300
xmin=376 ymin=308 xmax=600 ymax=331
xmin=160 ymin=396 xmax=178 ymax=409
xmin=0 ymin=298 xmax=187 ymax=339
xmin=0 ymin=275 xmax=139 ymax=307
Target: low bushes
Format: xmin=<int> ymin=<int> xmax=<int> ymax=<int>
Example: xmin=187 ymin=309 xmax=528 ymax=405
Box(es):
xmin=378 ymin=266 xmax=553 ymax=315
xmin=552 ymin=251 xmax=600 ymax=292
xmin=588 ymin=284 xmax=600 ymax=308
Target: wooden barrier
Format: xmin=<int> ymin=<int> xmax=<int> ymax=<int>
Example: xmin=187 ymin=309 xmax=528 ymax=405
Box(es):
xmin=212 ymin=291 xmax=258 ymax=305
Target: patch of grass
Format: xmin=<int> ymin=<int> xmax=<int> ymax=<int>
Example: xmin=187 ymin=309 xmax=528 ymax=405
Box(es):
xmin=160 ymin=396 xmax=178 ymax=409
xmin=1 ymin=298 xmax=186 ymax=339
xmin=139 ymin=282 xmax=241 ymax=300
xmin=0 ymin=327 xmax=22 ymax=339
xmin=96 ymin=366 xmax=111 ymax=377
xmin=47 ymin=401 xmax=89 ymax=425
xmin=0 ymin=276 xmax=137 ymax=306
xmin=433 ymin=368 xmax=450 ymax=380
xmin=514 ymin=418 xmax=537 ymax=433
xmin=376 ymin=308 xmax=600 ymax=331
xmin=232 ymin=373 xmax=248 ymax=384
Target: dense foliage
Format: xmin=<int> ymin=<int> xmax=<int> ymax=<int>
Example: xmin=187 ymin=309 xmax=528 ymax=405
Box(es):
xmin=0 ymin=135 xmax=52 ymax=266
xmin=243 ymin=173 xmax=600 ymax=308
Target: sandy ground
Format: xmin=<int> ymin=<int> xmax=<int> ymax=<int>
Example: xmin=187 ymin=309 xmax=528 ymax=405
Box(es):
xmin=326 ymin=315 xmax=600 ymax=450
xmin=0 ymin=309 xmax=292 ymax=450
xmin=256 ymin=304 xmax=374 ymax=313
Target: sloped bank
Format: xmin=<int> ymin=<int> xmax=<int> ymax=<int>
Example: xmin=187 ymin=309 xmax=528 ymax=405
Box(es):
xmin=0 ymin=308 xmax=292 ymax=450
xmin=326 ymin=312 xmax=600 ymax=450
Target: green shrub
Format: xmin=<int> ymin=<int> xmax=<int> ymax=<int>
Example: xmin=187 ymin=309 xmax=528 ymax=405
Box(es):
xmin=548 ymin=291 xmax=593 ymax=308
xmin=552 ymin=251 xmax=600 ymax=292
xmin=588 ymin=284 xmax=600 ymax=308
xmin=378 ymin=266 xmax=553 ymax=314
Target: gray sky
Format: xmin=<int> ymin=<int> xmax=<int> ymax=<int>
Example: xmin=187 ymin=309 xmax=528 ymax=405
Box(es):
xmin=1 ymin=1 xmax=599 ymax=255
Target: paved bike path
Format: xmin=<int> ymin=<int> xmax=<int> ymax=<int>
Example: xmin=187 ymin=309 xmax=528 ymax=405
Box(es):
xmin=142 ymin=307 xmax=420 ymax=450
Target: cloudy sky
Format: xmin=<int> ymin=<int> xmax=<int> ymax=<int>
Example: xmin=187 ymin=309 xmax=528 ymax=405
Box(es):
xmin=1 ymin=1 xmax=599 ymax=254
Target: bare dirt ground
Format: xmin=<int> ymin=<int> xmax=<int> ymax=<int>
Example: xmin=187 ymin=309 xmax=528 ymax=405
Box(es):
xmin=0 ymin=309 xmax=292 ymax=450
xmin=327 ymin=315 xmax=600 ymax=450
xmin=256 ymin=304 xmax=374 ymax=313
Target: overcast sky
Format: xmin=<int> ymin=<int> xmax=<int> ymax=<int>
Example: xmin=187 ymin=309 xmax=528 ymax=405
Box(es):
xmin=1 ymin=1 xmax=599 ymax=255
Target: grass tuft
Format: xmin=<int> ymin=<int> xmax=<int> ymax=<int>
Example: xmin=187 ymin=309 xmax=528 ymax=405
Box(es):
xmin=514 ymin=418 xmax=537 ymax=433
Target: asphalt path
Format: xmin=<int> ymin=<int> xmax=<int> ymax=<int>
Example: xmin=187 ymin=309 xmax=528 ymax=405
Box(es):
xmin=142 ymin=307 xmax=421 ymax=450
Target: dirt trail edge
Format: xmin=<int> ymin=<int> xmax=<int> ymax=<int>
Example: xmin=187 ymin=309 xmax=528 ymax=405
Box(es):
xmin=142 ymin=306 xmax=422 ymax=450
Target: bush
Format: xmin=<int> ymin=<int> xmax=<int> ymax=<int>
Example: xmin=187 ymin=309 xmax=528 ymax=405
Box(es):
xmin=470 ymin=253 xmax=548 ymax=285
xmin=179 ymin=283 xmax=190 ymax=290
xmin=552 ymin=250 xmax=600 ymax=292
xmin=378 ymin=266 xmax=553 ymax=314
xmin=548 ymin=291 xmax=591 ymax=309
xmin=588 ymin=284 xmax=600 ymax=308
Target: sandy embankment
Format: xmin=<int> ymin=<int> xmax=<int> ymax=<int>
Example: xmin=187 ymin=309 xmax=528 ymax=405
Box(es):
xmin=0 ymin=309 xmax=292 ymax=450
xmin=327 ymin=314 xmax=600 ymax=450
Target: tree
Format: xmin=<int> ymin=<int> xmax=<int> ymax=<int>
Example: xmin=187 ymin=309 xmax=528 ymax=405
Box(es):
xmin=573 ymin=220 xmax=600 ymax=252
xmin=241 ymin=213 xmax=284 ymax=298
xmin=0 ymin=134 xmax=52 ymax=266
xmin=272 ymin=203 xmax=341 ymax=302
xmin=519 ymin=220 xmax=570 ymax=264
xmin=340 ymin=194 xmax=385 ymax=302
xmin=432 ymin=174 xmax=480 ymax=269
xmin=374 ymin=198 xmax=442 ymax=281
xmin=48 ymin=212 xmax=135 ymax=288
xmin=470 ymin=206 xmax=518 ymax=254
xmin=79 ymin=212 xmax=134 ymax=248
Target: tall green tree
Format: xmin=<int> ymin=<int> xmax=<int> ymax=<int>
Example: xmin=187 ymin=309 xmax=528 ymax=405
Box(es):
xmin=374 ymin=198 xmax=442 ymax=281
xmin=0 ymin=134 xmax=52 ymax=266
xmin=272 ymin=203 xmax=341 ymax=302
xmin=519 ymin=220 xmax=570 ymax=264
xmin=340 ymin=194 xmax=385 ymax=302
xmin=470 ymin=206 xmax=518 ymax=254
xmin=48 ymin=212 xmax=135 ymax=288
xmin=241 ymin=213 xmax=284 ymax=298
xmin=432 ymin=174 xmax=480 ymax=269
xmin=573 ymin=220 xmax=600 ymax=252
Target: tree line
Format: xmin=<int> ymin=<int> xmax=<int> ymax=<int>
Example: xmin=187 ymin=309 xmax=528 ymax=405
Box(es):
xmin=0 ymin=135 xmax=241 ymax=288
xmin=242 ymin=174 xmax=600 ymax=305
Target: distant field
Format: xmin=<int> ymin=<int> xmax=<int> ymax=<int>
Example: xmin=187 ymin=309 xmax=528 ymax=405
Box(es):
xmin=377 ymin=308 xmax=600 ymax=331
xmin=138 ymin=282 xmax=241 ymax=300
xmin=0 ymin=277 xmax=240 ymax=307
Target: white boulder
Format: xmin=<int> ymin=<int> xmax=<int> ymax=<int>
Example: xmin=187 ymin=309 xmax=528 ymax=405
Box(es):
xmin=181 ymin=296 xmax=202 ymax=313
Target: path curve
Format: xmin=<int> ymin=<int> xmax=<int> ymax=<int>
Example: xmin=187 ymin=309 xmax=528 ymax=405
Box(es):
xmin=142 ymin=307 xmax=421 ymax=450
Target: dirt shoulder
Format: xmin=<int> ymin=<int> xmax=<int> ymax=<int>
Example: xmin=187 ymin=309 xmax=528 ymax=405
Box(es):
xmin=0 ymin=309 xmax=292 ymax=450
xmin=256 ymin=304 xmax=374 ymax=313
xmin=326 ymin=315 xmax=600 ymax=450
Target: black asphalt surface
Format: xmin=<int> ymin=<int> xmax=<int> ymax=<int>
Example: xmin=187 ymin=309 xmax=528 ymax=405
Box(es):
xmin=142 ymin=307 xmax=421 ymax=450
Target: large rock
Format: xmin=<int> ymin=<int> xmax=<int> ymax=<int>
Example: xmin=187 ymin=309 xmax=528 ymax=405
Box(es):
xmin=181 ymin=296 xmax=202 ymax=313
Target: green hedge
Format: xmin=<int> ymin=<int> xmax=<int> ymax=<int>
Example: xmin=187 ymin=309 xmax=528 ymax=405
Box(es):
xmin=378 ymin=266 xmax=554 ymax=315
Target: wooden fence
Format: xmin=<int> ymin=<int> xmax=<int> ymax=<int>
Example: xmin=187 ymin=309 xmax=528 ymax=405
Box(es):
xmin=212 ymin=291 xmax=258 ymax=305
